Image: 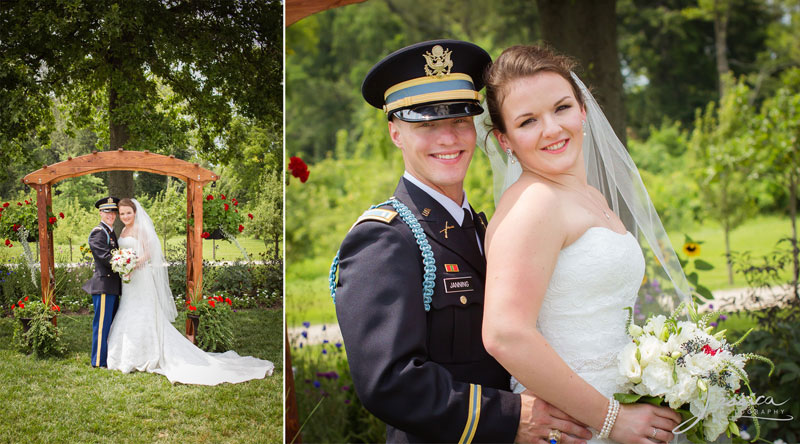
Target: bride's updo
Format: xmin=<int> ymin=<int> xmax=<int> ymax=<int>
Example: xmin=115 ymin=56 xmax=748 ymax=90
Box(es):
xmin=118 ymin=198 xmax=136 ymax=213
xmin=484 ymin=45 xmax=584 ymax=133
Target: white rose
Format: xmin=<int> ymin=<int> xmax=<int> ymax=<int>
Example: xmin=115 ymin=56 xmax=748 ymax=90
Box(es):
xmin=640 ymin=359 xmax=674 ymax=396
xmin=644 ymin=315 xmax=667 ymax=336
xmin=618 ymin=342 xmax=642 ymax=383
xmin=638 ymin=335 xmax=664 ymax=367
xmin=664 ymin=372 xmax=697 ymax=408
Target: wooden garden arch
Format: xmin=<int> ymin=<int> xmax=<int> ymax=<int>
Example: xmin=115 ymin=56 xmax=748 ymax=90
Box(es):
xmin=22 ymin=149 xmax=218 ymax=331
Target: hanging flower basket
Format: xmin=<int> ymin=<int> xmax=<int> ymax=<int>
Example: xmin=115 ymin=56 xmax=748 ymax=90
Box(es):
xmin=0 ymin=199 xmax=62 ymax=246
xmin=193 ymin=193 xmax=246 ymax=240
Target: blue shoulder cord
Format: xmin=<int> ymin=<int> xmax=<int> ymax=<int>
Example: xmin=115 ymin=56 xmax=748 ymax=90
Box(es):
xmin=329 ymin=198 xmax=437 ymax=312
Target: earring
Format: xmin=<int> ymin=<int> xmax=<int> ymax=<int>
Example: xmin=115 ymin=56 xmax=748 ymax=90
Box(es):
xmin=505 ymin=147 xmax=516 ymax=164
xmin=582 ymin=120 xmax=587 ymax=136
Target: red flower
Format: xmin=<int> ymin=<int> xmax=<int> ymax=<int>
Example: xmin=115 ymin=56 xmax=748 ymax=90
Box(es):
xmin=702 ymin=344 xmax=718 ymax=356
xmin=11 ymin=304 xmax=15 ymax=310
xmin=6 ymin=242 xmax=12 ymax=248
xmin=18 ymin=302 xmax=24 ymax=309
xmin=51 ymin=305 xmax=60 ymax=312
xmin=201 ymin=232 xmax=210 ymax=239
xmin=4 ymin=239 xmax=9 ymax=246
xmin=225 ymin=298 xmax=232 ymax=306
xmin=224 ymin=203 xmax=229 ymax=211
xmin=288 ymin=156 xmax=310 ymax=183
xmin=209 ymin=300 xmax=216 ymax=308
xmin=16 ymin=202 xmax=22 ymax=206
xmin=188 ymin=305 xmax=197 ymax=311
xmin=248 ymin=213 xmax=254 ymax=219
xmin=2 ymin=202 xmax=8 ymax=207
xmin=12 ymin=224 xmax=19 ymax=232
xmin=238 ymin=224 xmax=244 ymax=233
xmin=24 ymin=296 xmax=28 ymax=301
xmin=126 ymin=258 xmax=131 ymax=264
xmin=233 ymin=201 xmax=238 ymax=206
xmin=234 ymin=209 xmax=238 ymax=213
xmin=59 ymin=212 xmax=65 ymax=219
xmin=220 ymin=194 xmax=226 ymax=200
xmin=48 ymin=216 xmax=57 ymax=224
xmin=206 ymin=194 xmax=214 ymax=201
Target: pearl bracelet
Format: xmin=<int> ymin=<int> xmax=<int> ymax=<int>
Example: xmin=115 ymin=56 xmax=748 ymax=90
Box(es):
xmin=598 ymin=398 xmax=620 ymax=439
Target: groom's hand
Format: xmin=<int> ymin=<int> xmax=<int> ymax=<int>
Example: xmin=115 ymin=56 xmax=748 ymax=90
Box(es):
xmin=515 ymin=391 xmax=592 ymax=444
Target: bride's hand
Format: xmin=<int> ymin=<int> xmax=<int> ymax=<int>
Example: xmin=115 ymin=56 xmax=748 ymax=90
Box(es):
xmin=610 ymin=403 xmax=682 ymax=444
xmin=515 ymin=391 xmax=592 ymax=444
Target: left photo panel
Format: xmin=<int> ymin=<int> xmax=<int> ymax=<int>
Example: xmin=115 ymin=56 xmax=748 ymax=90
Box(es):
xmin=0 ymin=1 xmax=284 ymax=443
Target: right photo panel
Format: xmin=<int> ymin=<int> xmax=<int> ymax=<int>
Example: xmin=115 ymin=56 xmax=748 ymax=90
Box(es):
xmin=285 ymin=1 xmax=799 ymax=443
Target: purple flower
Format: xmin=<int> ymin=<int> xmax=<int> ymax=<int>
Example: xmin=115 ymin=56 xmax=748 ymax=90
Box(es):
xmin=719 ymin=314 xmax=728 ymax=321
xmin=323 ymin=339 xmax=329 ymax=344
xmin=344 ymin=399 xmax=351 ymax=404
xmin=299 ymin=343 xmax=303 ymax=349
xmin=301 ymin=331 xmax=308 ymax=339
xmin=316 ymin=371 xmax=340 ymax=380
xmin=322 ymin=349 xmax=327 ymax=355
xmin=644 ymin=294 xmax=654 ymax=303
xmin=341 ymin=385 xmax=350 ymax=391
xmin=651 ymin=279 xmax=661 ymax=291
xmin=708 ymin=304 xmax=714 ymax=309
xmin=322 ymin=324 xmax=327 ymax=331
xmin=710 ymin=322 xmax=718 ymax=327
xmin=303 ymin=321 xmax=310 ymax=328
xmin=335 ymin=342 xmax=342 ymax=349
xmin=313 ymin=380 xmax=320 ymax=388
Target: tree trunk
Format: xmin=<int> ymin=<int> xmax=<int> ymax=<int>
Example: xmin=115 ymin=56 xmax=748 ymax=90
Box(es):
xmin=108 ymin=86 xmax=135 ymax=200
xmin=713 ymin=0 xmax=731 ymax=97
xmin=536 ymin=0 xmax=627 ymax=146
xmin=790 ymin=169 xmax=798 ymax=300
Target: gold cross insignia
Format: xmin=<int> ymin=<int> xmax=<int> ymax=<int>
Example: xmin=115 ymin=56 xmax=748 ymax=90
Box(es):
xmin=421 ymin=208 xmax=431 ymax=217
xmin=439 ymin=221 xmax=454 ymax=239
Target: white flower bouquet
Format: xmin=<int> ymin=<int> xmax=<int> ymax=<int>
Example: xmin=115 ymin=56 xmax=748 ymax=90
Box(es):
xmin=616 ymin=302 xmax=773 ymax=443
xmin=110 ymin=248 xmax=138 ymax=283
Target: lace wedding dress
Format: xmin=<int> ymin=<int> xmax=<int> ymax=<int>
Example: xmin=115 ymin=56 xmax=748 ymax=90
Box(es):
xmin=106 ymin=236 xmax=274 ymax=385
xmin=510 ymin=227 xmax=644 ymax=443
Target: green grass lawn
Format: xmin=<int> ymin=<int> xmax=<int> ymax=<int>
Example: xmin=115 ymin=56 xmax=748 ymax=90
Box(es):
xmin=667 ymin=215 xmax=793 ymax=290
xmin=288 ymin=214 xmax=795 ymax=327
xmin=0 ymin=309 xmax=283 ymax=444
xmin=0 ymin=236 xmax=271 ymax=263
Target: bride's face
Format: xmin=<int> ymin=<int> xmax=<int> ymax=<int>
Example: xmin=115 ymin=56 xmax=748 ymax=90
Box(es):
xmin=494 ymin=72 xmax=586 ymax=176
xmin=119 ymin=205 xmax=135 ymax=227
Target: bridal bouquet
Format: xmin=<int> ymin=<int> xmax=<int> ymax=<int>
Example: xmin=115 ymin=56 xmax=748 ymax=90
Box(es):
xmin=110 ymin=248 xmax=137 ymax=283
xmin=616 ymin=303 xmax=773 ymax=443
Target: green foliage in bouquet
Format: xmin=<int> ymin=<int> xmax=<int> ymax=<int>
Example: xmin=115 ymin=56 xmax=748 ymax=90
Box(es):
xmin=195 ymin=294 xmax=234 ymax=353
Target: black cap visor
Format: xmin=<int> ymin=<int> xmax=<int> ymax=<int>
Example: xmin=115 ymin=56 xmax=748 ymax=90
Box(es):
xmin=392 ymin=101 xmax=484 ymax=122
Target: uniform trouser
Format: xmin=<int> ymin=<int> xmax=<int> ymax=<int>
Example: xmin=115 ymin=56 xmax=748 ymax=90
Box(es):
xmin=91 ymin=293 xmax=119 ymax=367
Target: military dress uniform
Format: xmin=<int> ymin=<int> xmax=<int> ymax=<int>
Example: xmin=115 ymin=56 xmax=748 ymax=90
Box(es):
xmin=332 ymin=40 xmax=521 ymax=443
xmin=81 ymin=197 xmax=122 ymax=368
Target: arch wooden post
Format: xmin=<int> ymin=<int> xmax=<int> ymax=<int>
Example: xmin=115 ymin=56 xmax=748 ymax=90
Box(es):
xmin=34 ymin=183 xmax=55 ymax=308
xmin=22 ymin=150 xmax=218 ymax=329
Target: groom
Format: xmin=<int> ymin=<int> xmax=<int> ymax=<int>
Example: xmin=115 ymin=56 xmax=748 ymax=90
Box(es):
xmin=333 ymin=40 xmax=591 ymax=443
xmin=82 ymin=196 xmax=122 ymax=368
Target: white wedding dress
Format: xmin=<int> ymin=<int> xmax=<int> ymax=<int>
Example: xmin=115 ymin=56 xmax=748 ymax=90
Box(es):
xmin=106 ymin=236 xmax=274 ymax=385
xmin=510 ymin=227 xmax=644 ymax=443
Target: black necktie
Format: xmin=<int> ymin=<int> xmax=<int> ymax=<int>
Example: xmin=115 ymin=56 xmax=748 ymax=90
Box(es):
xmin=462 ymin=208 xmax=483 ymax=257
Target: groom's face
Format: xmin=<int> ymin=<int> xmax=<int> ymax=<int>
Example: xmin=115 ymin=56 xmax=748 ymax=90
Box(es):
xmin=100 ymin=211 xmax=116 ymax=227
xmin=389 ymin=116 xmax=476 ymax=200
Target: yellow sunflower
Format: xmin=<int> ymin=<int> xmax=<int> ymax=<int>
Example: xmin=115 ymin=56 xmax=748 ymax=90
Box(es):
xmin=683 ymin=242 xmax=701 ymax=257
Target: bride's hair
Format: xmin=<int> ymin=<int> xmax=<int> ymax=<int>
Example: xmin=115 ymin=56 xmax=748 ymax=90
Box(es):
xmin=118 ymin=198 xmax=136 ymax=213
xmin=484 ymin=45 xmax=584 ymax=133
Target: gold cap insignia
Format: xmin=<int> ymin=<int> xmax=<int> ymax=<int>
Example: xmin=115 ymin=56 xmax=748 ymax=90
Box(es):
xmin=423 ymin=45 xmax=453 ymax=77
xmin=107 ymin=198 xmax=113 ymax=203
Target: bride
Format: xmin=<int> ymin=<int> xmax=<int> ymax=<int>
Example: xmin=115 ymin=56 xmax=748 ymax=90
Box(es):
xmin=478 ymin=45 xmax=691 ymax=443
xmin=106 ymin=198 xmax=274 ymax=385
